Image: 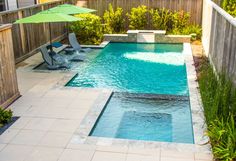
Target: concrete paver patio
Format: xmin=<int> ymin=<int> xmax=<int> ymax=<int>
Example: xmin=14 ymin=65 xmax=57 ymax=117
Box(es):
xmin=0 ymin=52 xmax=213 ymax=161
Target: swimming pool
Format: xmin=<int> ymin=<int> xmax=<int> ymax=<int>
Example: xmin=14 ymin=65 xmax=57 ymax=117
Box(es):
xmin=67 ymin=43 xmax=188 ymax=95
xmin=67 ymin=43 xmax=194 ymax=143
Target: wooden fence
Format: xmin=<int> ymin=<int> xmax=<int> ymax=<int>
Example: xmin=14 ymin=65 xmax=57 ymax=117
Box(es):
xmin=86 ymin=0 xmax=203 ymax=25
xmin=0 ymin=24 xmax=20 ymax=108
xmin=202 ymin=0 xmax=236 ymax=84
xmin=0 ymin=0 xmax=74 ymax=63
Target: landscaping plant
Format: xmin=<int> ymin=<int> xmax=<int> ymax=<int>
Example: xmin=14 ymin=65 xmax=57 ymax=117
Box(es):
xmin=222 ymin=0 xmax=236 ymax=17
xmin=0 ymin=108 xmax=13 ymax=127
xmin=198 ymin=59 xmax=236 ymax=161
xmin=171 ymin=10 xmax=190 ymax=34
xmin=103 ymin=4 xmax=125 ymax=34
xmin=70 ymin=13 xmax=104 ymax=45
xmin=126 ymin=5 xmax=148 ymax=29
xmin=149 ymin=8 xmax=173 ymax=31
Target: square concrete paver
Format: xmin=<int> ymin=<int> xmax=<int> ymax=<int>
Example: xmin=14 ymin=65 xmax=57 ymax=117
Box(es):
xmin=126 ymin=153 xmax=160 ymax=161
xmin=0 ymin=144 xmax=6 ymax=152
xmin=0 ymin=144 xmax=33 ymax=161
xmin=92 ymin=151 xmax=126 ymax=161
xmin=49 ymin=119 xmax=81 ymax=133
xmin=0 ymin=129 xmax=19 ymax=144
xmin=24 ymin=118 xmax=55 ymax=131
xmin=9 ymin=117 xmax=31 ymax=129
xmin=58 ymin=149 xmax=95 ymax=161
xmin=161 ymin=150 xmax=194 ymax=160
xmin=24 ymin=146 xmax=63 ymax=161
xmin=10 ymin=130 xmax=45 ymax=146
xmin=194 ymin=153 xmax=213 ymax=161
xmin=38 ymin=131 xmax=72 ymax=148
xmin=161 ymin=157 xmax=194 ymax=161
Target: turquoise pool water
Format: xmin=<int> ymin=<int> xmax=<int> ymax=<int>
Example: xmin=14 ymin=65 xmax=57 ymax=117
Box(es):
xmin=67 ymin=43 xmax=193 ymax=143
xmin=90 ymin=93 xmax=193 ymax=143
xmin=67 ymin=43 xmax=188 ymax=95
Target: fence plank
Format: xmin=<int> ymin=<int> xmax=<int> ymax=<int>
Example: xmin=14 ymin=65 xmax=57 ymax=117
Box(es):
xmin=87 ymin=0 xmax=203 ymax=25
xmin=202 ymin=0 xmax=236 ymax=84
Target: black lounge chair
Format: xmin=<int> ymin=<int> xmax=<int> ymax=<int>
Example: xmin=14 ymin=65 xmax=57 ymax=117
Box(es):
xmin=40 ymin=45 xmax=70 ymax=70
xmin=67 ymin=33 xmax=92 ymax=53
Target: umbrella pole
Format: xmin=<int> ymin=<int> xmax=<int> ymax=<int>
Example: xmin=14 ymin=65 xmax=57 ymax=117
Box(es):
xmin=49 ymin=22 xmax=52 ymax=50
xmin=48 ymin=23 xmax=54 ymax=65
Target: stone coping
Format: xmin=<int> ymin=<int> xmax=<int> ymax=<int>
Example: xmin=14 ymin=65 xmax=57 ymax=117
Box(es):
xmin=81 ymin=41 xmax=110 ymax=49
xmin=68 ymin=43 xmax=211 ymax=154
xmin=127 ymin=30 xmax=166 ymax=34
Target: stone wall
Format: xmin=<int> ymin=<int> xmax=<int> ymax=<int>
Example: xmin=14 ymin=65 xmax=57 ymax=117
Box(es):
xmin=104 ymin=30 xmax=191 ymax=43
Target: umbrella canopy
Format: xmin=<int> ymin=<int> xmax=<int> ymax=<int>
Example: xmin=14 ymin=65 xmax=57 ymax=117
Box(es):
xmin=14 ymin=11 xmax=82 ymax=24
xmin=48 ymin=4 xmax=96 ymax=15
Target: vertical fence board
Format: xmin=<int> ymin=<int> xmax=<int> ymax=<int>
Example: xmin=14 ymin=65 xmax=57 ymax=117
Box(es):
xmin=202 ymin=0 xmax=236 ymax=84
xmin=87 ymin=0 xmax=203 ymax=25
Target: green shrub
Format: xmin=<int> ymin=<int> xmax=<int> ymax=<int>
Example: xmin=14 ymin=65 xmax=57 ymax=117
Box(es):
xmin=207 ymin=115 xmax=236 ymax=161
xmin=103 ymin=4 xmax=125 ymax=34
xmin=0 ymin=108 xmax=13 ymax=127
xmin=181 ymin=25 xmax=202 ymax=40
xmin=222 ymin=0 xmax=236 ymax=17
xmin=126 ymin=5 xmax=148 ymax=30
xmin=150 ymin=8 xmax=173 ymax=31
xmin=70 ymin=13 xmax=103 ymax=45
xmin=171 ymin=10 xmax=190 ymax=34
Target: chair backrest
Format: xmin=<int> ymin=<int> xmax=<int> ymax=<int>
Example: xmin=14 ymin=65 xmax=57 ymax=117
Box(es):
xmin=40 ymin=45 xmax=53 ymax=65
xmin=69 ymin=33 xmax=81 ymax=51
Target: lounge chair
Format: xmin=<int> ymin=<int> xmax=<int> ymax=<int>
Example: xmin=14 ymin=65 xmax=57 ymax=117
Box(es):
xmin=67 ymin=33 xmax=92 ymax=53
xmin=40 ymin=45 xmax=70 ymax=70
xmin=49 ymin=42 xmax=86 ymax=61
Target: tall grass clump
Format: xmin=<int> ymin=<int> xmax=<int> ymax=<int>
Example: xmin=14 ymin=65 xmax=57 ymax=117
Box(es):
xmin=198 ymin=59 xmax=236 ymax=161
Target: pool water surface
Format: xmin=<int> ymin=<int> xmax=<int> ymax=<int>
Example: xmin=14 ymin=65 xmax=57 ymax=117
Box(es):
xmin=67 ymin=43 xmax=194 ymax=143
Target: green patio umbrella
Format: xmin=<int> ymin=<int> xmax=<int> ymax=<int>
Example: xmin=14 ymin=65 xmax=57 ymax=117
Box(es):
xmin=48 ymin=4 xmax=96 ymax=15
xmin=46 ymin=4 xmax=96 ymax=35
xmin=14 ymin=11 xmax=82 ymax=47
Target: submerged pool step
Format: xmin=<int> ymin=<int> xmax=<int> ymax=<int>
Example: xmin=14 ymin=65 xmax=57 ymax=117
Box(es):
xmin=113 ymin=92 xmax=189 ymax=101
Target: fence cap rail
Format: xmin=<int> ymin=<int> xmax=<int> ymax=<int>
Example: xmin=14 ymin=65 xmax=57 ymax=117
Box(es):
xmin=0 ymin=24 xmax=12 ymax=31
xmin=207 ymin=0 xmax=236 ymax=27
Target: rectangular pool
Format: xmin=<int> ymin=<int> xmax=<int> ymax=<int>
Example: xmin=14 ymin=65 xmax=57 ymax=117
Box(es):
xmin=67 ymin=43 xmax=194 ymax=143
